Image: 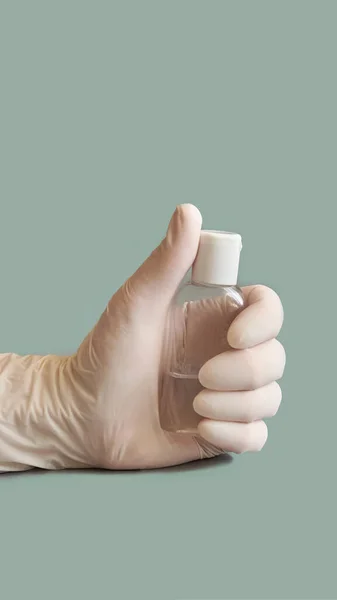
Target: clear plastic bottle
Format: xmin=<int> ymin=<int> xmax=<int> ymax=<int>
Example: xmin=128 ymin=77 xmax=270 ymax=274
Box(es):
xmin=159 ymin=230 xmax=245 ymax=434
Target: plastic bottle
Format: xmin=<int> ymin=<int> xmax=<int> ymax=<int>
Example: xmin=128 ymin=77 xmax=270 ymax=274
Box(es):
xmin=159 ymin=230 xmax=245 ymax=434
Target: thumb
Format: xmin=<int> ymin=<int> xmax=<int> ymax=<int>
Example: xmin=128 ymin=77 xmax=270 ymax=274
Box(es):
xmin=123 ymin=204 xmax=202 ymax=310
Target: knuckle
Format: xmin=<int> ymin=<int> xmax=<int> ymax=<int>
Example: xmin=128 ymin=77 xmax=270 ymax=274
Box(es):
xmin=235 ymin=422 xmax=268 ymax=454
xmin=256 ymin=286 xmax=284 ymax=332
xmin=275 ymin=381 xmax=283 ymax=403
xmin=269 ymin=404 xmax=278 ymax=418
xmin=257 ymin=284 xmax=272 ymax=295
xmin=274 ymin=339 xmax=286 ymax=379
xmin=261 ymin=284 xmax=283 ymax=308
xmin=269 ymin=382 xmax=282 ymax=416
xmin=258 ymin=421 xmax=268 ymax=450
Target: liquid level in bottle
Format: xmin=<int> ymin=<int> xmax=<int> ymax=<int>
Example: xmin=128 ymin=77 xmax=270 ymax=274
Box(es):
xmin=161 ymin=371 xmax=203 ymax=434
xmin=158 ymin=283 xmax=245 ymax=434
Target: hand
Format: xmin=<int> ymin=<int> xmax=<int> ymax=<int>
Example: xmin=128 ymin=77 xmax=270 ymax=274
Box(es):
xmin=69 ymin=204 xmax=285 ymax=469
xmin=0 ymin=204 xmax=285 ymax=472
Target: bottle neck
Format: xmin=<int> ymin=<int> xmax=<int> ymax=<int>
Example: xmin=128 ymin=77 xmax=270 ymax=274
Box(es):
xmin=191 ymin=277 xmax=238 ymax=287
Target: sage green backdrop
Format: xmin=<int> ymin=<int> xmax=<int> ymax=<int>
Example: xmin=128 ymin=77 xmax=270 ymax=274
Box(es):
xmin=0 ymin=2 xmax=336 ymax=599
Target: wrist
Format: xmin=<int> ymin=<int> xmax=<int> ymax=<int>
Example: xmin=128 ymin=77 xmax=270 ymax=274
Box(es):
xmin=0 ymin=352 xmax=92 ymax=472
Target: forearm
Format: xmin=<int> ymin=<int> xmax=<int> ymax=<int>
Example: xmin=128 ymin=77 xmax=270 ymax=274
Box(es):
xmin=0 ymin=352 xmax=90 ymax=472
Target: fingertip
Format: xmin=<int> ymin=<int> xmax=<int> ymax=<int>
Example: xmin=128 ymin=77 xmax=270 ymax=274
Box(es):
xmin=167 ymin=203 xmax=202 ymax=251
xmin=227 ymin=314 xmax=255 ymax=349
xmin=177 ymin=203 xmax=203 ymax=228
xmin=197 ymin=417 xmax=210 ymax=441
xmin=227 ymin=285 xmax=284 ymax=349
xmin=227 ymin=322 xmax=247 ymax=350
xmin=198 ymin=362 xmax=213 ymax=389
xmin=192 ymin=392 xmax=202 ymax=416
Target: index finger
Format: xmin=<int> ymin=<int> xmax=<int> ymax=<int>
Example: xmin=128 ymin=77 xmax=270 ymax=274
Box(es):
xmin=227 ymin=285 xmax=284 ymax=349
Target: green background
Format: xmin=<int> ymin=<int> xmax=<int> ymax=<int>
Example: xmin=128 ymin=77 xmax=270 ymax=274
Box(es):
xmin=0 ymin=1 xmax=336 ymax=599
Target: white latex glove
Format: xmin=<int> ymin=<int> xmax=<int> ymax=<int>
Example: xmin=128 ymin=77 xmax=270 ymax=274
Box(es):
xmin=0 ymin=204 xmax=285 ymax=472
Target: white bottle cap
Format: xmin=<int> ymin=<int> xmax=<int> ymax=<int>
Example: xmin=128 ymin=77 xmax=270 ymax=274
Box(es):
xmin=191 ymin=230 xmax=242 ymax=286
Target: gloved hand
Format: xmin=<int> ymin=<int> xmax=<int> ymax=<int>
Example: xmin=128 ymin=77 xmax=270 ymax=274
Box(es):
xmin=0 ymin=204 xmax=285 ymax=472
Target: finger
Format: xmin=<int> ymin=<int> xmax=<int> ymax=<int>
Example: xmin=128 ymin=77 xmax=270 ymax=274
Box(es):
xmin=199 ymin=338 xmax=286 ymax=391
xmin=197 ymin=419 xmax=268 ymax=454
xmin=193 ymin=382 xmax=282 ymax=422
xmin=122 ymin=204 xmax=202 ymax=309
xmin=227 ymin=285 xmax=284 ymax=349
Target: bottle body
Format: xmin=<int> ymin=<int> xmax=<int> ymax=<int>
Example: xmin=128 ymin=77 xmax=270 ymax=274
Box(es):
xmin=159 ymin=281 xmax=245 ymax=434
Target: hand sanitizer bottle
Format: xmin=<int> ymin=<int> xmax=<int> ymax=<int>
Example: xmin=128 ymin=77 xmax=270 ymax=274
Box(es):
xmin=159 ymin=230 xmax=245 ymax=434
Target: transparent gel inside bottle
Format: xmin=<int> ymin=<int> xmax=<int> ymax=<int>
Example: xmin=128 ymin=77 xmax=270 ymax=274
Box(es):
xmin=158 ymin=230 xmax=245 ymax=434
